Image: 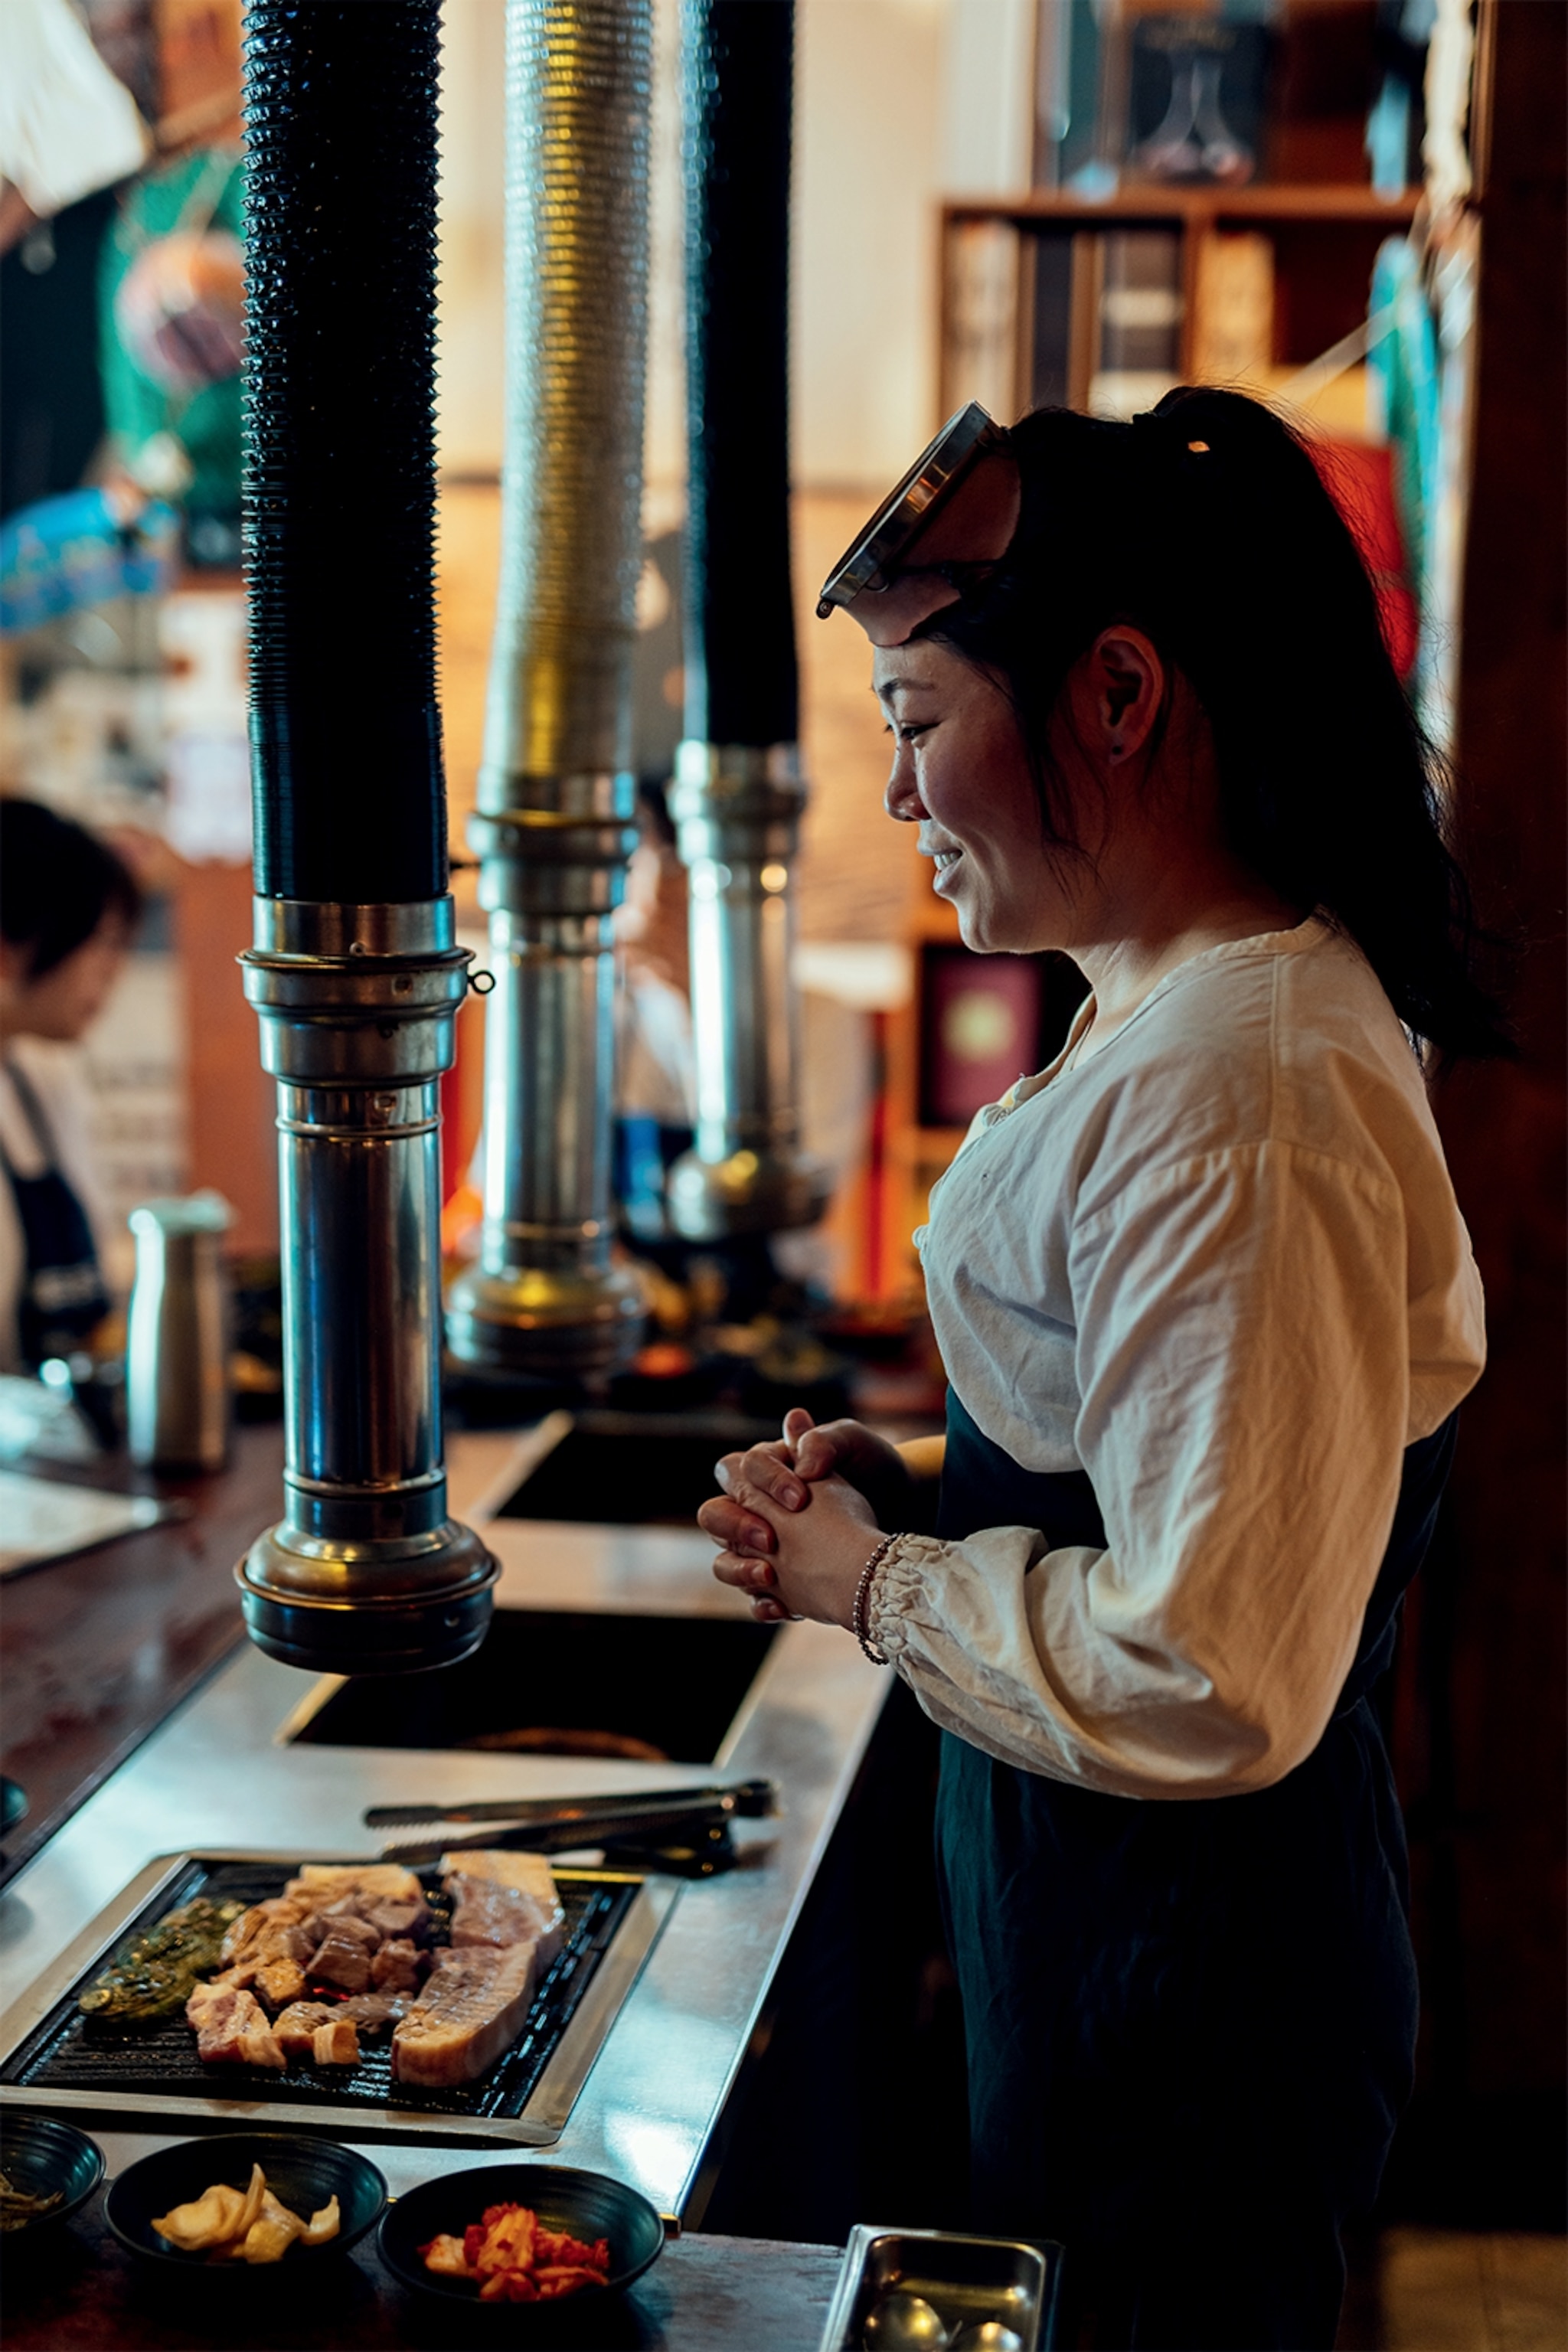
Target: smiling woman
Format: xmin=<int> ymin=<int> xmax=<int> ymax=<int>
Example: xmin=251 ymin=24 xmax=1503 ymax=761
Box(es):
xmin=698 ymin=388 xmax=1508 ymax=2349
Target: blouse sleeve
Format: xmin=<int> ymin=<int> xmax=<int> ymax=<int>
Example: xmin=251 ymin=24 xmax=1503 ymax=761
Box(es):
xmin=869 ymin=1138 xmax=1421 ymax=1798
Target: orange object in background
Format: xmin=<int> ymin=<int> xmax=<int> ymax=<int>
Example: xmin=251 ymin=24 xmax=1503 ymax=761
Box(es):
xmin=1311 ymin=439 xmax=1419 ymax=681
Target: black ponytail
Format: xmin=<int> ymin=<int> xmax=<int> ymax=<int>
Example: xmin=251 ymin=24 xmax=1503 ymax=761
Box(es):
xmin=927 ymin=386 xmax=1511 ymax=1063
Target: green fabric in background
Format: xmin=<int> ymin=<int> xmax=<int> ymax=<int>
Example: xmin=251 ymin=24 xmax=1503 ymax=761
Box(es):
xmin=97 ymin=148 xmax=244 ymax=528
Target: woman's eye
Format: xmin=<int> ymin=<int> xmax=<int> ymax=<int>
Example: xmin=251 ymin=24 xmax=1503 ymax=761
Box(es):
xmin=896 ymin=722 xmax=933 ymax=744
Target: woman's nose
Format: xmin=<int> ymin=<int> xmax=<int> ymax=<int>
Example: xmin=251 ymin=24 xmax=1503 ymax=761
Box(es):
xmin=884 ymin=743 xmax=926 ymax=824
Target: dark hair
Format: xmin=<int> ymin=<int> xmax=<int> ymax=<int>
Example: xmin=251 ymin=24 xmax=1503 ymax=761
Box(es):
xmin=926 ymin=386 xmax=1511 ymax=1063
xmin=0 ymin=799 xmax=142 ymax=980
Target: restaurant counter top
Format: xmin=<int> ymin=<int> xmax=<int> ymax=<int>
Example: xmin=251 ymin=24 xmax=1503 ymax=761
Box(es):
xmin=0 ymin=1422 xmax=893 ymax=2228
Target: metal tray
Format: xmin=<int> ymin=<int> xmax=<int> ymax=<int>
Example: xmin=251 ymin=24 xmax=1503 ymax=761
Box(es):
xmin=818 ymin=2223 xmax=1062 ymax=2352
xmin=0 ymin=1849 xmax=676 ymax=2147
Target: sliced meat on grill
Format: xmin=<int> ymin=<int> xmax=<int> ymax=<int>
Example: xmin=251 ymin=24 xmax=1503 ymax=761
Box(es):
xmin=255 ymin=1957 xmax=308 ymax=2011
xmin=364 ymin=1896 xmax=432 ymax=1945
xmin=185 ymin=1981 xmax=285 ymax=2069
xmin=220 ymin=1896 xmax=310 ymax=1965
xmin=338 ymin=1991 xmax=406 ymax=2034
xmin=390 ymin=1942 xmax=537 ymax=2088
xmin=272 ymin=2001 xmax=342 ymax=2061
xmin=446 ymin=1874 xmax=561 ymax=1965
xmin=284 ymin=1863 xmax=423 ymax=1909
xmin=371 ymin=1937 xmax=427 ymax=1995
xmin=312 ymin=2016 xmax=361 ymax=2066
xmin=310 ymin=1928 xmax=374 ymax=1993
xmin=440 ymin=1852 xmax=565 ymax=1967
xmin=328 ymin=1910 xmax=381 ymax=1946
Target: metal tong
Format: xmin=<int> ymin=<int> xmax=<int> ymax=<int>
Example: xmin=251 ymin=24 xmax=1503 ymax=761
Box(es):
xmin=368 ymin=1778 xmax=777 ymax=1868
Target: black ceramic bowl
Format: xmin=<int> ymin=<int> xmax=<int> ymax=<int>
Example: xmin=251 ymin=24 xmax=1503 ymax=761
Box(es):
xmin=379 ymin=2163 xmax=665 ymax=2315
xmin=0 ymin=2112 xmax=104 ymax=2237
xmin=104 ymin=2132 xmax=386 ymax=2272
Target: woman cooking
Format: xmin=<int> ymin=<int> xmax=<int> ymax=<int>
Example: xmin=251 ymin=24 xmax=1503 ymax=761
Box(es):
xmin=0 ymin=797 xmax=139 ymax=1372
xmin=698 ymin=390 xmax=1501 ymax=2350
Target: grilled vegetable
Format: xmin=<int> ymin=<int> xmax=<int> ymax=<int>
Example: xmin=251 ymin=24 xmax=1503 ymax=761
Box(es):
xmin=77 ymin=1896 xmax=245 ymax=2027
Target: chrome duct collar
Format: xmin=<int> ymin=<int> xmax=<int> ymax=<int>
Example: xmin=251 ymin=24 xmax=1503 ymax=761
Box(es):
xmin=666 ymin=742 xmax=829 ymax=1240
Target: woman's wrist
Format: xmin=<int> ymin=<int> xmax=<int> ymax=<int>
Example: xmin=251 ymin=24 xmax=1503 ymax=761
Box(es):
xmin=851 ymin=1533 xmax=900 ymax=1663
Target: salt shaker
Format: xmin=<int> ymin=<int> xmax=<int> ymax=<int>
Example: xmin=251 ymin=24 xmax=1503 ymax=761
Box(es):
xmin=126 ymin=1192 xmax=234 ymax=1471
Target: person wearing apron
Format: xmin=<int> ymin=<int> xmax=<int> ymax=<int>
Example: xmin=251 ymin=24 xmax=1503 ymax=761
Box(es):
xmin=0 ymin=798 xmax=138 ymax=1373
xmin=699 ymin=391 xmax=1505 ymax=2348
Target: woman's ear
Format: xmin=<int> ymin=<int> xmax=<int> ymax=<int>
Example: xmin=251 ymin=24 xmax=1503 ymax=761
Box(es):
xmin=1085 ymin=626 xmax=1165 ymax=764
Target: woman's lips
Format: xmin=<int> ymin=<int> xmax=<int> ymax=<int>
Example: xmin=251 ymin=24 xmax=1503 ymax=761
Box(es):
xmin=931 ymin=848 xmax=963 ymax=895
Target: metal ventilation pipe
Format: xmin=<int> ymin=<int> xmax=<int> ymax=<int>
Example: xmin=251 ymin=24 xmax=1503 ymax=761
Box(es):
xmin=445 ymin=0 xmax=653 ymax=1378
xmin=237 ymin=1 xmax=498 ymax=1674
xmin=667 ymin=0 xmax=828 ymax=1243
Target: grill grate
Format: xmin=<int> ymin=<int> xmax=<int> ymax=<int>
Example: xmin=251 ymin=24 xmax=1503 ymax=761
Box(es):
xmin=1 ymin=1860 xmax=642 ymax=2122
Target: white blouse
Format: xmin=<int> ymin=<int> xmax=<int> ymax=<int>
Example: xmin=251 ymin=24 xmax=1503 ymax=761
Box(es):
xmin=871 ymin=917 xmax=1486 ymax=1801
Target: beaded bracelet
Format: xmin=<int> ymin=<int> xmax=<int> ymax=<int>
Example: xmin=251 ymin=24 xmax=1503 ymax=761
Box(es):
xmin=851 ymin=1534 xmax=899 ymax=1665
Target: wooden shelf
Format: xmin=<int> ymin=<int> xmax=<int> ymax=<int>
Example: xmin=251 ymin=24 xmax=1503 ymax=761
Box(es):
xmin=944 ymin=185 xmax=1423 ymax=230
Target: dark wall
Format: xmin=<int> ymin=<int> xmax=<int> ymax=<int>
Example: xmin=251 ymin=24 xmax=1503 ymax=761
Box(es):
xmin=1403 ymin=0 xmax=1566 ymax=2224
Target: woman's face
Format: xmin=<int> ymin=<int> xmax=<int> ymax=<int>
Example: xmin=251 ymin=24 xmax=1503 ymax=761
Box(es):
xmin=0 ymin=916 xmax=132 ymax=1044
xmin=874 ymin=639 xmax=1073 ymax=954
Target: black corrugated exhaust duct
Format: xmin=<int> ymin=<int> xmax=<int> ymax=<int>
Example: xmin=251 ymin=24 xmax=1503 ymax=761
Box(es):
xmin=667 ymin=0 xmax=829 ymax=1242
xmin=236 ymin=0 xmax=498 ymax=1674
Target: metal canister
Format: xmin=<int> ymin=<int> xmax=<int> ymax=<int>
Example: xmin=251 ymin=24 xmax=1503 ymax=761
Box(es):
xmin=126 ymin=1193 xmax=234 ymax=1472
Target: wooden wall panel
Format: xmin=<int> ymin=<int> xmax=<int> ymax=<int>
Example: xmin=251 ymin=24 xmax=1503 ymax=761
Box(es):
xmin=1427 ymin=0 xmax=1566 ymax=2145
xmin=174 ymin=860 xmax=276 ymax=1253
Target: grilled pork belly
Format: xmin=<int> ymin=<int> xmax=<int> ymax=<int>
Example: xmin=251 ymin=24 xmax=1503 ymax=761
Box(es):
xmin=310 ymin=1926 xmax=374 ymax=1993
xmin=284 ymin=1864 xmax=423 ymax=1907
xmin=371 ymin=1937 xmax=426 ymax=1994
xmin=337 ymin=1991 xmax=406 ymax=2032
xmin=440 ymin=1852 xmax=564 ymax=1967
xmin=255 ymin=1957 xmax=308 ymax=2011
xmin=311 ymin=2016 xmax=361 ymax=2066
xmin=364 ymin=1896 xmax=432 ymax=1945
xmin=186 ymin=1981 xmax=285 ymax=2069
xmin=272 ymin=2001 xmax=341 ymax=2060
xmin=390 ymin=1943 xmax=537 ymax=2088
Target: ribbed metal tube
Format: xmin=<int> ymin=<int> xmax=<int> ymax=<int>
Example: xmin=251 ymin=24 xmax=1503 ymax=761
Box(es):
xmin=446 ymin=0 xmax=652 ymax=1376
xmin=237 ymin=2 xmax=496 ymax=1673
xmin=243 ymin=1 xmax=446 ymax=903
xmin=668 ymin=0 xmax=827 ymax=1240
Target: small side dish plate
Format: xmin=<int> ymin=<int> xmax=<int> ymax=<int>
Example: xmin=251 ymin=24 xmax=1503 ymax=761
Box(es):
xmin=105 ymin=2131 xmax=386 ymax=2273
xmin=378 ymin=2160 xmax=665 ymax=2314
xmin=818 ymin=2225 xmax=1062 ymax=2352
xmin=0 ymin=2110 xmax=104 ymax=2237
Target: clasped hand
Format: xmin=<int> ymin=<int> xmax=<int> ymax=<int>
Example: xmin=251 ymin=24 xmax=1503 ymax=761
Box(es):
xmin=698 ymin=1408 xmax=910 ymax=1628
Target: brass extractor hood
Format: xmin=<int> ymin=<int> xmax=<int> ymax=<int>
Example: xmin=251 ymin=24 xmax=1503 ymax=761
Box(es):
xmin=235 ymin=2 xmax=498 ymax=1674
xmin=445 ymin=0 xmax=654 ymax=1378
xmin=666 ymin=0 xmax=829 ymax=1243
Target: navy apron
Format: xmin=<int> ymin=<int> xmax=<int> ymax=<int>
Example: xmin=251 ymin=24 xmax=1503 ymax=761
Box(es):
xmin=0 ymin=1059 xmax=110 ymax=1369
xmin=933 ymin=1387 xmax=1455 ymax=2350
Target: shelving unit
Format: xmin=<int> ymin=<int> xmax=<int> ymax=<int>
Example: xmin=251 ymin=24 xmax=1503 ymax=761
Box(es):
xmin=939 ymin=183 xmax=1420 ymax=426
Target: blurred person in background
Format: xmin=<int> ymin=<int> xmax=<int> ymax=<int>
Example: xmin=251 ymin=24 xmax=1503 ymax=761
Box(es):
xmin=0 ymin=797 xmax=140 ymax=1372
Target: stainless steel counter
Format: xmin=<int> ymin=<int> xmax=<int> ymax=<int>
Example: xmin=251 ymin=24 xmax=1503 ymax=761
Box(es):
xmin=0 ymin=1428 xmax=892 ymax=2219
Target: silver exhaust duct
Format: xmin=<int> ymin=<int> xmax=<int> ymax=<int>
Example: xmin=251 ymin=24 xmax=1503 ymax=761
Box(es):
xmin=667 ymin=0 xmax=828 ymax=1243
xmin=236 ymin=2 xmax=498 ymax=1675
xmin=445 ymin=0 xmax=654 ymax=1377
